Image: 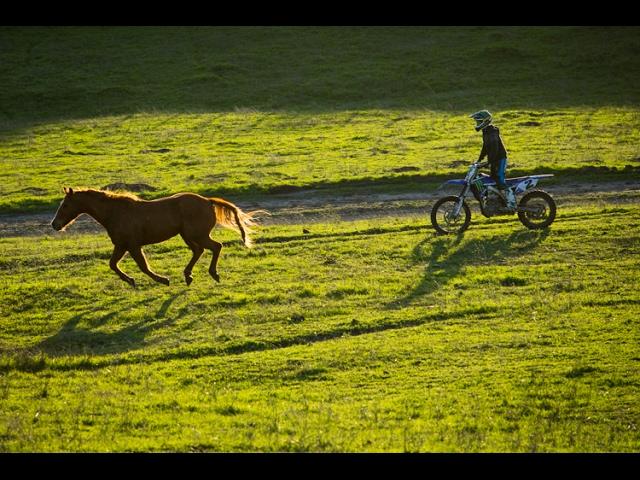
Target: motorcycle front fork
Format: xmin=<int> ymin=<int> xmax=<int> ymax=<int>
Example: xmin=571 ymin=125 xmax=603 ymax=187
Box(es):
xmin=453 ymin=185 xmax=470 ymax=217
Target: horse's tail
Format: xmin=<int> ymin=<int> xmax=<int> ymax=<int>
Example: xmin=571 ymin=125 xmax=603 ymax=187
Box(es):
xmin=209 ymin=198 xmax=268 ymax=248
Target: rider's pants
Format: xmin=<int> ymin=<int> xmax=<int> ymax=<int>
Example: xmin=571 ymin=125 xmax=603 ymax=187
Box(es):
xmin=491 ymin=158 xmax=508 ymax=190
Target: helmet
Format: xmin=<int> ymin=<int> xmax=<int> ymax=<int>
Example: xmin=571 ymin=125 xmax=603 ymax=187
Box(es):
xmin=470 ymin=110 xmax=492 ymax=131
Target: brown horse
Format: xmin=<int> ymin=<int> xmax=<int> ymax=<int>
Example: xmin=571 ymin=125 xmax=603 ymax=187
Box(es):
xmin=51 ymin=187 xmax=266 ymax=287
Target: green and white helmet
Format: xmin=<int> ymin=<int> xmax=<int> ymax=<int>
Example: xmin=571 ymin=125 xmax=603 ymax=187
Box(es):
xmin=470 ymin=110 xmax=492 ymax=131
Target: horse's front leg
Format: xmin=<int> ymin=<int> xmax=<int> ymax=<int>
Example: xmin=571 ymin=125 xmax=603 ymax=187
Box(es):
xmin=110 ymin=245 xmax=136 ymax=287
xmin=129 ymin=246 xmax=170 ymax=286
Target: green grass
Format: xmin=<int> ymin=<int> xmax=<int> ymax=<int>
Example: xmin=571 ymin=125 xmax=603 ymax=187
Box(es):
xmin=1 ymin=204 xmax=639 ymax=451
xmin=1 ymin=26 xmax=640 ymax=213
xmin=2 ymin=107 xmax=639 ymax=214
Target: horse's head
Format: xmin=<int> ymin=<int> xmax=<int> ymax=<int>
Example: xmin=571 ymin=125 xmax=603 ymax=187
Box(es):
xmin=51 ymin=187 xmax=84 ymax=231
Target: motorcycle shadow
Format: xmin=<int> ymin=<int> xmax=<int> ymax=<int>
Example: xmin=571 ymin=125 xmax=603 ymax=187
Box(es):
xmin=387 ymin=228 xmax=550 ymax=309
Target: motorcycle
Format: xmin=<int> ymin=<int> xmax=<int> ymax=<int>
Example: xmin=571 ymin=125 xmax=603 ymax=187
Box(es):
xmin=430 ymin=161 xmax=557 ymax=234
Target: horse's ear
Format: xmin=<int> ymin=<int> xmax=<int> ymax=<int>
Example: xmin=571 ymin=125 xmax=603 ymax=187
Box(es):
xmin=63 ymin=187 xmax=74 ymax=196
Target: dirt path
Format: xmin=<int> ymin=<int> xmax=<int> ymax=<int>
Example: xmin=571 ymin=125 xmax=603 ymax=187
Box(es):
xmin=1 ymin=180 xmax=639 ymax=238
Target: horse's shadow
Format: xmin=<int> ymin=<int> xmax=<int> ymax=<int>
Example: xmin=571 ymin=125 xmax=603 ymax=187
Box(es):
xmin=388 ymin=228 xmax=550 ymax=308
xmin=36 ymin=292 xmax=188 ymax=357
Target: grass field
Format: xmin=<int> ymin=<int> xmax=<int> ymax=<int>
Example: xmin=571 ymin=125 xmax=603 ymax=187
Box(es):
xmin=1 ymin=204 xmax=639 ymax=451
xmin=1 ymin=26 xmax=639 ymax=452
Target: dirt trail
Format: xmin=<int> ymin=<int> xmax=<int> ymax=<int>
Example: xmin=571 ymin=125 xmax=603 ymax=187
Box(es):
xmin=1 ymin=180 xmax=639 ymax=238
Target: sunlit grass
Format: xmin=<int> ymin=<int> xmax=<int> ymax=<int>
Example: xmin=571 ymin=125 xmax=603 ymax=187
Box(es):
xmin=1 ymin=107 xmax=639 ymax=213
xmin=0 ymin=204 xmax=638 ymax=451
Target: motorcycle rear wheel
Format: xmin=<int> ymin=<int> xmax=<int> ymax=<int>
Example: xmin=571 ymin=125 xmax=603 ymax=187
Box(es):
xmin=517 ymin=190 xmax=556 ymax=229
xmin=431 ymin=195 xmax=471 ymax=235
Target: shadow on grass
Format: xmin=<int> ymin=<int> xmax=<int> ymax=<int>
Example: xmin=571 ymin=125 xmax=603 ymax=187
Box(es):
xmin=6 ymin=280 xmax=505 ymax=374
xmin=1 ymin=26 xmax=639 ymax=134
xmin=388 ymin=227 xmax=550 ymax=308
xmin=34 ymin=291 xmax=188 ymax=357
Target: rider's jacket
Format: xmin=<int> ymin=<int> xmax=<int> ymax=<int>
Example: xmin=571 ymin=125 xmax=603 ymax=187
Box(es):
xmin=478 ymin=125 xmax=508 ymax=165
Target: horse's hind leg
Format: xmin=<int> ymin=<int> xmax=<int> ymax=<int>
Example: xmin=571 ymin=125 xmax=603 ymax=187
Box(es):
xmin=129 ymin=246 xmax=170 ymax=286
xmin=181 ymin=236 xmax=204 ymax=286
xmin=195 ymin=237 xmax=223 ymax=283
xmin=110 ymin=245 xmax=136 ymax=287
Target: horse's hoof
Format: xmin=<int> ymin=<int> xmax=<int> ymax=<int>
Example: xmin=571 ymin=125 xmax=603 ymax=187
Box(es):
xmin=185 ymin=276 xmax=193 ymax=286
xmin=211 ymin=273 xmax=220 ymax=283
xmin=159 ymin=277 xmax=170 ymax=286
xmin=127 ymin=279 xmax=136 ymax=288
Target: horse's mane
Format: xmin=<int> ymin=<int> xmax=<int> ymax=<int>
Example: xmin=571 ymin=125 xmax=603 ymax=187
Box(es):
xmin=77 ymin=188 xmax=142 ymax=202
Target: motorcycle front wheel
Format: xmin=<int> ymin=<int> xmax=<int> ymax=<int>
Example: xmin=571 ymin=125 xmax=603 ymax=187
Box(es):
xmin=517 ymin=190 xmax=556 ymax=229
xmin=431 ymin=195 xmax=471 ymax=235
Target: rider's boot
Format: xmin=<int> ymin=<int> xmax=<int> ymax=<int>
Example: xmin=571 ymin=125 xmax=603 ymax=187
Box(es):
xmin=504 ymin=188 xmax=517 ymax=211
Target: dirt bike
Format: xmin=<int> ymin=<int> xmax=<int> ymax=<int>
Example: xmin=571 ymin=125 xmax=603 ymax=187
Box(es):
xmin=431 ymin=161 xmax=557 ymax=234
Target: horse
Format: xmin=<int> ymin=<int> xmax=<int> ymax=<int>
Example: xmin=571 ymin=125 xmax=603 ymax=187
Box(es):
xmin=51 ymin=187 xmax=266 ymax=287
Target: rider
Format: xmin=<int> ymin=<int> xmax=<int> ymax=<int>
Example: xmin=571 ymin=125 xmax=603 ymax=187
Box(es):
xmin=469 ymin=110 xmax=516 ymax=210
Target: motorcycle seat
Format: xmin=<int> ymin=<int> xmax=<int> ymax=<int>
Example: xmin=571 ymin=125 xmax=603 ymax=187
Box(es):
xmin=477 ymin=173 xmax=554 ymax=186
